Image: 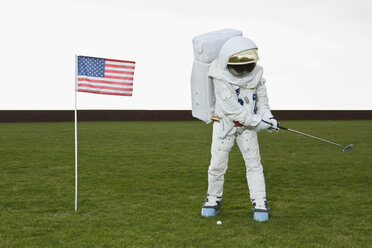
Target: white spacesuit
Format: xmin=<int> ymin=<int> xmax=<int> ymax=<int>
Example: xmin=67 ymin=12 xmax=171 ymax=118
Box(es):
xmin=198 ymin=35 xmax=279 ymax=222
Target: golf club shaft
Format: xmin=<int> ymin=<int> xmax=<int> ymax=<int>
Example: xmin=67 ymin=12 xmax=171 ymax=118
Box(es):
xmin=279 ymin=126 xmax=344 ymax=149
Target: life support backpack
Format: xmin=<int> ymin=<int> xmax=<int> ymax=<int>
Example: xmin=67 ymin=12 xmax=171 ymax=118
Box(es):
xmin=191 ymin=29 xmax=242 ymax=124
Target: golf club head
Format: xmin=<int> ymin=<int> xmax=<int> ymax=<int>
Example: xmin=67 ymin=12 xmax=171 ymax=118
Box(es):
xmin=343 ymin=144 xmax=353 ymax=152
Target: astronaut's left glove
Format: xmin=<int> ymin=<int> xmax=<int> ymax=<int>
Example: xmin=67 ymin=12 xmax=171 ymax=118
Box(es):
xmin=268 ymin=117 xmax=279 ymax=132
xmin=261 ymin=117 xmax=280 ymax=132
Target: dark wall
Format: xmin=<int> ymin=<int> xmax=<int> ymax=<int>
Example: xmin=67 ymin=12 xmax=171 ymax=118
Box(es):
xmin=0 ymin=110 xmax=371 ymax=122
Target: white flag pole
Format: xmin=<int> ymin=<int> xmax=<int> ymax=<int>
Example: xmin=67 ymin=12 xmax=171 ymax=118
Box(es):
xmin=74 ymin=54 xmax=78 ymax=211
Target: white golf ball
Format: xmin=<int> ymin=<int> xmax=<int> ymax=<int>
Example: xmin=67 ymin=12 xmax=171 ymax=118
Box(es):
xmin=216 ymin=220 xmax=222 ymax=225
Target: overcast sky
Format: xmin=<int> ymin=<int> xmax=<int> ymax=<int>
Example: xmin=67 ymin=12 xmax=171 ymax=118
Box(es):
xmin=0 ymin=0 xmax=371 ymax=110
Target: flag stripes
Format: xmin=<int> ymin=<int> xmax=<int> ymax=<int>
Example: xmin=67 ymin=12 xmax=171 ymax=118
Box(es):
xmin=105 ymin=69 xmax=134 ymax=74
xmin=105 ymin=64 xmax=135 ymax=69
xmin=77 ymin=77 xmax=133 ymax=86
xmin=77 ymin=89 xmax=132 ymax=96
xmin=77 ymin=84 xmax=133 ymax=92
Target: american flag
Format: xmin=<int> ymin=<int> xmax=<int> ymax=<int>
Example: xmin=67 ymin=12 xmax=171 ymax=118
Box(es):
xmin=77 ymin=56 xmax=135 ymax=96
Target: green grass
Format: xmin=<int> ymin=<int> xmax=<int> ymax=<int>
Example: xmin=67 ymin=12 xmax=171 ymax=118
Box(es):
xmin=0 ymin=120 xmax=371 ymax=247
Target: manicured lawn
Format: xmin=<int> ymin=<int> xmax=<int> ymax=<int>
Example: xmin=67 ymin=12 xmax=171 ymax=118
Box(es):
xmin=0 ymin=120 xmax=371 ymax=247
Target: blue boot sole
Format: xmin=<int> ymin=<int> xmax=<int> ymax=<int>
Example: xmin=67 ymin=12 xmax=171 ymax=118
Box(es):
xmin=201 ymin=208 xmax=220 ymax=217
xmin=253 ymin=212 xmax=269 ymax=222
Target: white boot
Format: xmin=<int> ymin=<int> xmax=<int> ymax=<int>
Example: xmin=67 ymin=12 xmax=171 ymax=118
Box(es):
xmin=252 ymin=199 xmax=270 ymax=222
xmin=201 ymin=195 xmax=222 ymax=217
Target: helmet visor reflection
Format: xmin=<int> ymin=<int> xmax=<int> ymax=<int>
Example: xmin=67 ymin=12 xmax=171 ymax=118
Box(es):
xmin=228 ymin=49 xmax=259 ymax=64
xmin=227 ymin=62 xmax=257 ymax=77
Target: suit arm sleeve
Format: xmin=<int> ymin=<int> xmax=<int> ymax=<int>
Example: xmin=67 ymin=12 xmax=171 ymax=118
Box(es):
xmin=256 ymin=78 xmax=273 ymax=120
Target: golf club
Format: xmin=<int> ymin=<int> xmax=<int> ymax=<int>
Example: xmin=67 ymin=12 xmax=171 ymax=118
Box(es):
xmin=278 ymin=125 xmax=353 ymax=152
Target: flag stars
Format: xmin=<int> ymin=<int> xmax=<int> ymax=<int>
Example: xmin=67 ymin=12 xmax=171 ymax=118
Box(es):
xmin=77 ymin=56 xmax=105 ymax=77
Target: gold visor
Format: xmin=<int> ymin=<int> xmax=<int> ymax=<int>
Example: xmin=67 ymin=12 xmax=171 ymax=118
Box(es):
xmin=228 ymin=49 xmax=259 ymax=64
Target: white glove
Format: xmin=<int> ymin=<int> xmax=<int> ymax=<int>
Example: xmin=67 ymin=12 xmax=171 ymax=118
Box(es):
xmin=255 ymin=120 xmax=272 ymax=132
xmin=259 ymin=117 xmax=279 ymax=132
xmin=268 ymin=117 xmax=279 ymax=132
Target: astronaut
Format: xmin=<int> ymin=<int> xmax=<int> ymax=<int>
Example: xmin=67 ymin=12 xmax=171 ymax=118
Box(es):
xmin=200 ymin=36 xmax=279 ymax=222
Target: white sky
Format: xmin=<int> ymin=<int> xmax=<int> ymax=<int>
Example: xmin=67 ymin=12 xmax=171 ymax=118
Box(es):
xmin=0 ymin=0 xmax=371 ymax=110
